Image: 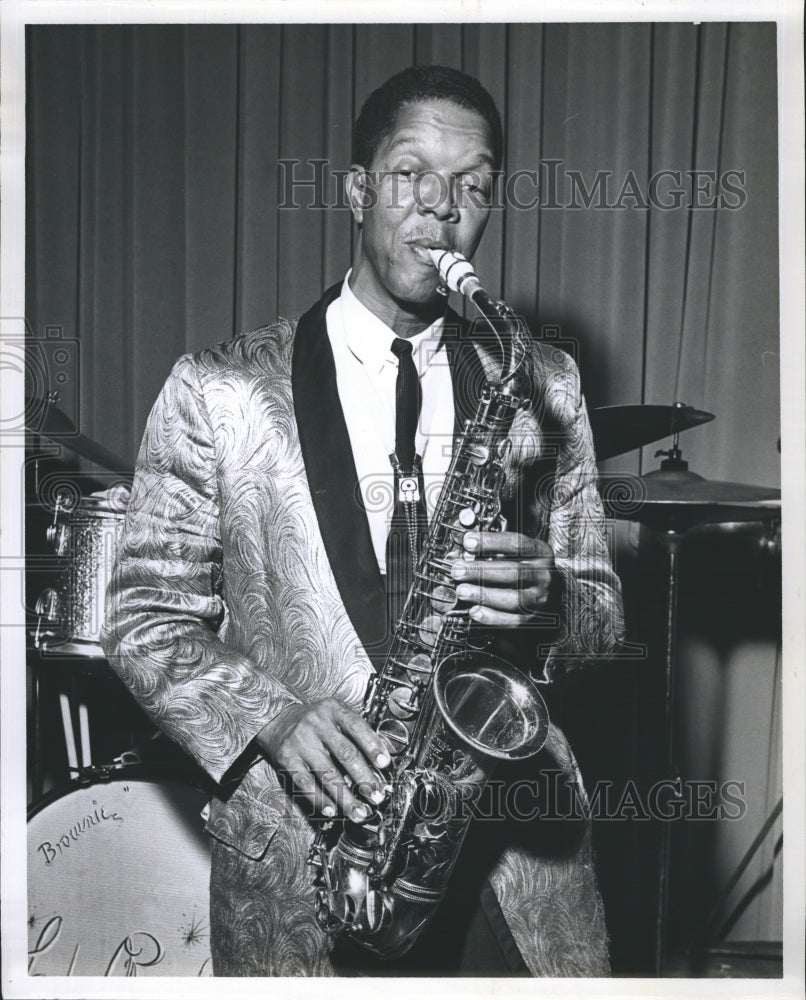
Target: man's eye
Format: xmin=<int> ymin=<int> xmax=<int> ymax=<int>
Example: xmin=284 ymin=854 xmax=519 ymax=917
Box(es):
xmin=458 ymin=174 xmax=488 ymax=194
xmin=457 ymin=177 xmax=492 ymax=204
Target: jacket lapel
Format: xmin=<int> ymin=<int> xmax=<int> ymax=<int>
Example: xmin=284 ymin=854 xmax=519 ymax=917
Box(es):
xmin=292 ymin=284 xmax=389 ymax=660
xmin=291 ymin=294 xmax=489 ymax=663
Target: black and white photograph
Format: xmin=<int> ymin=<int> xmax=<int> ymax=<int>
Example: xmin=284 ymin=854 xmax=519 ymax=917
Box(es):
xmin=1 ymin=2 xmax=803 ymax=997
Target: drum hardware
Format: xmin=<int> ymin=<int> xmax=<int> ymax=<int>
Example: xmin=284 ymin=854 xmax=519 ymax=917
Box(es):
xmin=46 ymin=487 xmax=74 ymax=554
xmin=696 ymin=795 xmax=783 ymax=961
xmin=589 ymin=401 xmax=715 ymax=462
xmin=33 ymin=588 xmax=62 ymax=650
xmin=605 ymin=437 xmax=781 ymax=975
xmin=25 ymin=394 xmax=132 ymax=474
xmin=45 ymin=752 xmax=143 ymax=786
xmin=56 ymin=747 xmax=206 ymax=786
xmin=33 ymin=486 xmax=131 ymax=658
xmin=33 ymin=488 xmax=77 ymax=649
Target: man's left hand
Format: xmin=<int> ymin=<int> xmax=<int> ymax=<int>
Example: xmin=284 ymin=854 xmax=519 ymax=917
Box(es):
xmin=451 ymin=531 xmax=556 ymax=628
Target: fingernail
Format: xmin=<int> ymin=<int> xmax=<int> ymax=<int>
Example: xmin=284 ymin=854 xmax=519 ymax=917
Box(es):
xmin=353 ymin=806 xmax=371 ymax=822
xmin=370 ymin=789 xmax=385 ymax=804
xmin=464 ymin=534 xmax=479 ymax=550
xmin=456 ymin=585 xmax=471 ymax=599
xmin=376 ymin=752 xmax=390 ymax=768
xmin=452 ymin=564 xmax=466 ymax=579
xmin=322 ymin=805 xmax=336 ymax=818
xmin=469 ymin=606 xmax=483 ymax=620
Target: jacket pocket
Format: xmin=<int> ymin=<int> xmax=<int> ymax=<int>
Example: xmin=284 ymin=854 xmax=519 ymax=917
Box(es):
xmin=204 ymin=783 xmax=288 ymax=861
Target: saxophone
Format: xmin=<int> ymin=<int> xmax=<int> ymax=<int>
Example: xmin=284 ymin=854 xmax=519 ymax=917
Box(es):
xmin=309 ymin=249 xmax=550 ymax=959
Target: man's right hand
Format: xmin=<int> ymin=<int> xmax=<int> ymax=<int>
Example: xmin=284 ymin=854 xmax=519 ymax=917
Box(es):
xmin=256 ymin=699 xmax=391 ymax=823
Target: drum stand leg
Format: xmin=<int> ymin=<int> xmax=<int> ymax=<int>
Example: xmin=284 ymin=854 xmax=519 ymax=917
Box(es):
xmin=654 ymin=529 xmax=685 ymax=975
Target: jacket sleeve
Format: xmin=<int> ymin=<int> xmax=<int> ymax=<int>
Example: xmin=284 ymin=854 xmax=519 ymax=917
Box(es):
xmin=538 ymin=348 xmax=625 ymax=677
xmin=101 ymin=354 xmax=300 ymax=783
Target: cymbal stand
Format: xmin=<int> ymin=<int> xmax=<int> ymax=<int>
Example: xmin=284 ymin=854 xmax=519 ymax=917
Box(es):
xmin=653 ymin=524 xmax=686 ymax=975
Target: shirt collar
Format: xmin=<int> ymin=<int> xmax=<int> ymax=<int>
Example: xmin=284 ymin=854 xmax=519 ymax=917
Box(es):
xmin=339 ymin=271 xmax=446 ymax=377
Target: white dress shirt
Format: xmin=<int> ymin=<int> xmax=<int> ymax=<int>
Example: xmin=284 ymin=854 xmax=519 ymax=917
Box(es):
xmin=326 ymin=273 xmax=456 ymax=574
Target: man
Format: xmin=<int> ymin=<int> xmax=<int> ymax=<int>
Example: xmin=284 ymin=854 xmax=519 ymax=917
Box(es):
xmin=102 ymin=64 xmax=623 ymax=977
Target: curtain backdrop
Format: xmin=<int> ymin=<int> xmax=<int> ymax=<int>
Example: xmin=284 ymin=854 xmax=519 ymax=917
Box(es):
xmin=26 ymin=22 xmax=780 ymax=484
xmin=25 ymin=21 xmax=782 ymax=955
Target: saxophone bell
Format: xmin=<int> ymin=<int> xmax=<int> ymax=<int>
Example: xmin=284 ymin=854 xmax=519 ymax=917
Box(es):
xmin=433 ymin=650 xmax=549 ymax=762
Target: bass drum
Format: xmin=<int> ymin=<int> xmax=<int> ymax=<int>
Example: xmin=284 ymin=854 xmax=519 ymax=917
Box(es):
xmin=28 ymin=767 xmax=213 ymax=976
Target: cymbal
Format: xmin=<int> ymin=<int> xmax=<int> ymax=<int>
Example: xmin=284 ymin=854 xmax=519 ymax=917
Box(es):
xmin=590 ymin=403 xmax=714 ymax=461
xmin=641 ymin=468 xmax=781 ymax=506
xmin=608 ymin=466 xmax=781 ymax=529
xmin=25 ymin=397 xmax=132 ymax=475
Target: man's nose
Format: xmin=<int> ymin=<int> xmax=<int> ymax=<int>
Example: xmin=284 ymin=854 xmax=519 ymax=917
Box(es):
xmin=415 ymin=171 xmax=459 ymax=222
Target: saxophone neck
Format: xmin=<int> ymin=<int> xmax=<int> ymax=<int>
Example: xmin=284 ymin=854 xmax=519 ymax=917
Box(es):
xmin=429 ymin=248 xmax=533 ymax=397
xmin=472 ymin=299 xmax=533 ymax=404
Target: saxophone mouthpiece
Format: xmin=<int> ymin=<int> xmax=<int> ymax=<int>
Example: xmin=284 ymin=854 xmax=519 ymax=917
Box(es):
xmin=427 ymin=249 xmax=483 ymax=300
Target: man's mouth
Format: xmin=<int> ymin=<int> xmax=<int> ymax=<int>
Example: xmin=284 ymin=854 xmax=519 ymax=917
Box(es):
xmin=405 ymin=238 xmax=452 ymax=264
xmin=407 ymin=237 xmax=451 ymax=250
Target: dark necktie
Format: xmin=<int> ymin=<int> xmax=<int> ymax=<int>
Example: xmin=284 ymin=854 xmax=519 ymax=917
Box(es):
xmin=385 ymin=338 xmax=427 ymax=633
xmin=390 ymin=338 xmax=421 ymax=472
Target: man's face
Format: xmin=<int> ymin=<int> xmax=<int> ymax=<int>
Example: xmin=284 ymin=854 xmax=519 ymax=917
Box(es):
xmin=346 ymin=99 xmax=496 ymax=330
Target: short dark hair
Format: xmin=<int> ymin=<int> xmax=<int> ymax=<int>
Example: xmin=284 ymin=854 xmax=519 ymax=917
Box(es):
xmin=352 ymin=65 xmax=504 ymax=171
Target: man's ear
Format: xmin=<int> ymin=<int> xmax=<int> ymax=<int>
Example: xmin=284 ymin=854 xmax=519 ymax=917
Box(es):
xmin=346 ymin=165 xmax=371 ymax=223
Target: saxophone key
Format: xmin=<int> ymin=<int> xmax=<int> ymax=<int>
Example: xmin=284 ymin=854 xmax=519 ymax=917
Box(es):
xmin=458 ymin=506 xmax=478 ymax=527
xmin=403 ymin=652 xmax=433 ymax=680
xmin=448 ymin=511 xmax=479 ymax=545
xmin=386 ymin=685 xmax=418 ymax=719
xmin=437 ymin=543 xmax=464 ymax=561
xmin=430 ymin=583 xmax=458 ymax=614
xmin=466 ymin=443 xmax=490 ymax=466
xmin=417 ymin=614 xmax=443 ymax=648
xmin=377 ymin=717 xmax=411 ymax=756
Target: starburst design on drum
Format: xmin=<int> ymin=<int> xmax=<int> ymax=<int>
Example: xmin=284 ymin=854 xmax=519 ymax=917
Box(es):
xmin=178 ymin=909 xmax=207 ymax=948
xmin=28 ymin=909 xmax=55 ymax=930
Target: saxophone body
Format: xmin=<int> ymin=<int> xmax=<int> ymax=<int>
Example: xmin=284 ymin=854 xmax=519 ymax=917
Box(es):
xmin=309 ymin=250 xmax=550 ymax=959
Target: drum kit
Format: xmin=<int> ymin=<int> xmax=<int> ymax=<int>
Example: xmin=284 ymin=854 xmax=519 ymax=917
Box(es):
xmin=24 ymin=394 xmax=781 ymax=976
xmin=589 ymin=401 xmax=781 ymax=974
xmin=26 ymin=401 xmax=213 ymax=977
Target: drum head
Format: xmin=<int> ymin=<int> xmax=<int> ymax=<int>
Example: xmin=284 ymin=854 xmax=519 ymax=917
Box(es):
xmin=28 ymin=770 xmax=212 ymax=976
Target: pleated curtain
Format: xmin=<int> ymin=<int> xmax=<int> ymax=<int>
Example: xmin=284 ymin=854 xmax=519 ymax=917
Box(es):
xmin=26 ymin=22 xmax=779 ymax=487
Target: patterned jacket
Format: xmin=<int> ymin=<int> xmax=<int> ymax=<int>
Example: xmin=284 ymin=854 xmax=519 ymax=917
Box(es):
xmin=102 ymin=283 xmax=624 ymax=975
